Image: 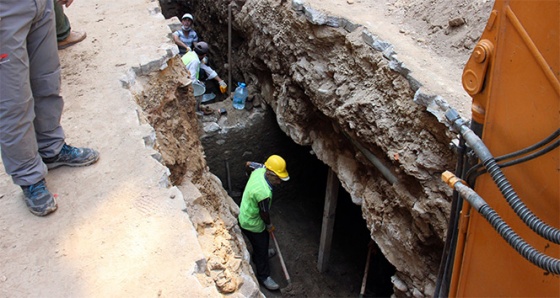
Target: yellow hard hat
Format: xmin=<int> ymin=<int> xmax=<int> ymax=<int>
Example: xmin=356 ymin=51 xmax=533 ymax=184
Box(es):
xmin=264 ymin=155 xmax=289 ymax=181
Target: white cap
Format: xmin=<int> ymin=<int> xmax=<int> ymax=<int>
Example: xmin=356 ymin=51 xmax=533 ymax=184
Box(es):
xmin=182 ymin=13 xmax=193 ymax=21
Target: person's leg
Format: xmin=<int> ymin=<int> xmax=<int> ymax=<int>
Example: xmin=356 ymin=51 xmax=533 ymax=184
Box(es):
xmin=28 ymin=1 xmax=99 ymax=170
xmin=54 ymin=0 xmax=71 ymax=42
xmin=0 ymin=0 xmax=53 ymax=187
xmin=0 ymin=0 xmax=58 ymax=216
xmin=252 ymin=230 xmax=271 ymax=282
xmin=242 ymin=228 xmax=271 ymax=282
xmin=241 ymin=227 xmax=280 ymax=290
xmin=28 ymin=0 xmax=66 ymax=162
xmin=54 ymin=0 xmax=86 ymax=50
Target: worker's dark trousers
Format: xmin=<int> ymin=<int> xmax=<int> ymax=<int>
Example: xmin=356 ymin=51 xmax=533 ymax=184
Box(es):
xmin=241 ymin=227 xmax=270 ymax=282
xmin=54 ymin=0 xmax=71 ymax=42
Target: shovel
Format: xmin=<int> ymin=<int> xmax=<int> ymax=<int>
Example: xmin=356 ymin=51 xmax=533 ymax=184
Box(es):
xmin=270 ymin=230 xmax=292 ymax=291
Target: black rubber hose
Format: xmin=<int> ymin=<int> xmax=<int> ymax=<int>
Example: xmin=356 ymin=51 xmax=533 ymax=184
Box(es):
xmin=467 ymin=139 xmax=559 ymax=183
xmin=479 ymin=204 xmax=560 ymax=274
xmin=453 ymin=181 xmax=560 ymax=274
xmin=495 ymin=129 xmax=559 ymax=161
xmin=498 ymin=139 xmax=559 ymax=168
xmin=484 ymin=157 xmax=560 ymax=244
xmin=434 ymin=137 xmax=467 ymax=297
xmin=446 ymin=108 xmax=560 ymax=244
xmin=465 ymin=129 xmax=559 ymax=184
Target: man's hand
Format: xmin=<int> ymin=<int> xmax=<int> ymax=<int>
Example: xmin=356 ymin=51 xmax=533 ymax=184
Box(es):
xmin=266 ymin=224 xmax=275 ymax=233
xmin=219 ymin=81 xmax=227 ymax=94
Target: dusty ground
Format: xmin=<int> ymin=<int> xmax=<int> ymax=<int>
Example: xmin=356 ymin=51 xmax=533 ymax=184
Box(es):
xmin=0 ymin=0 xmax=493 ymax=296
xmin=0 ymin=1 xmax=224 ymax=297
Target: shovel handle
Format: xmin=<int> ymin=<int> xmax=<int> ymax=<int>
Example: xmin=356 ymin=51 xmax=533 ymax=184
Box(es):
xmin=270 ymin=231 xmax=291 ymax=284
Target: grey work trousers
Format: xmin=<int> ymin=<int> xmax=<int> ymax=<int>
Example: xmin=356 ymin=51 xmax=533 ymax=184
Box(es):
xmin=0 ymin=0 xmax=65 ymax=186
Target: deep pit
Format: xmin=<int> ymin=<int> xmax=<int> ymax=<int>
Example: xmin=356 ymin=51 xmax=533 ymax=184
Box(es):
xmin=146 ymin=0 xmax=492 ymax=296
xmin=199 ymin=105 xmax=396 ymax=297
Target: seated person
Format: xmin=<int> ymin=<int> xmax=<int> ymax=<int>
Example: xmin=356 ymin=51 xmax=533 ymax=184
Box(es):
xmin=182 ymin=42 xmax=227 ymax=94
xmin=172 ymin=13 xmax=198 ymax=56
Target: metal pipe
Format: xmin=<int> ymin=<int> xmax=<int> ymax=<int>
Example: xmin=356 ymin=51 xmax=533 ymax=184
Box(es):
xmin=343 ymin=131 xmax=398 ymax=185
xmin=225 ymin=160 xmax=232 ymax=195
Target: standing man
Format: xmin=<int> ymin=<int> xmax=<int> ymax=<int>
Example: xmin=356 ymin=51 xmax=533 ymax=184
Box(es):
xmin=172 ymin=13 xmax=199 ymax=56
xmin=238 ymin=155 xmax=290 ymax=291
xmin=0 ymin=0 xmax=100 ymax=216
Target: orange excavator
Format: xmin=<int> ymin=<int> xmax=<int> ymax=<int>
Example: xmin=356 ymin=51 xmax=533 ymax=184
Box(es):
xmin=434 ymin=0 xmax=559 ymax=296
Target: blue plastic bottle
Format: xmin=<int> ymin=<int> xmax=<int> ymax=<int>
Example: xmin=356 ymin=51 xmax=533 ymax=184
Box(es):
xmin=232 ymin=83 xmax=248 ymax=110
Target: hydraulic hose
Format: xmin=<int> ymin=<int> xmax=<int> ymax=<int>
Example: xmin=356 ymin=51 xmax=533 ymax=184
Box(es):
xmin=496 ymin=128 xmax=559 ymax=160
xmin=445 ymin=108 xmax=560 ymax=244
xmin=465 ymin=130 xmax=559 ymax=184
xmin=498 ymin=139 xmax=559 ymax=168
xmin=434 ymin=136 xmax=467 ymax=298
xmin=443 ymin=172 xmax=560 ymax=274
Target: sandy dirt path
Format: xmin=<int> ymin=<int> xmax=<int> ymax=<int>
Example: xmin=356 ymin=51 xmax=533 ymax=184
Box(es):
xmin=0 ymin=0 xmax=219 ymax=296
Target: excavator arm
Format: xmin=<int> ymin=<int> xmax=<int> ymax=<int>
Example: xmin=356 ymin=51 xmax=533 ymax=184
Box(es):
xmin=436 ymin=0 xmax=560 ymax=296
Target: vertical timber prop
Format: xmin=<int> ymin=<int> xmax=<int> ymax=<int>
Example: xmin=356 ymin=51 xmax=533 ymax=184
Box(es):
xmin=317 ymin=168 xmax=340 ymax=272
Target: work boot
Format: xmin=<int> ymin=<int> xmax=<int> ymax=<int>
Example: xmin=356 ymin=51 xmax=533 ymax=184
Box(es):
xmin=43 ymin=143 xmax=100 ymax=170
xmin=21 ymin=179 xmax=57 ymax=216
xmin=262 ymin=276 xmax=279 ymax=291
xmin=58 ymin=31 xmax=87 ymax=50
xmin=268 ymin=248 xmax=276 ymax=258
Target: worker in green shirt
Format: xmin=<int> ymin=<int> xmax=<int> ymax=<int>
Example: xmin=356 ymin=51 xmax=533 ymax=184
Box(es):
xmin=238 ymin=155 xmax=290 ymax=291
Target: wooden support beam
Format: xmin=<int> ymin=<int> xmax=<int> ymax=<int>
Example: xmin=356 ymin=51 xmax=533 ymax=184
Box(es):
xmin=317 ymin=168 xmax=340 ymax=273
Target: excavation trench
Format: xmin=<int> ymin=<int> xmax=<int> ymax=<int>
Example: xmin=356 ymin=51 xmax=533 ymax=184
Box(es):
xmin=131 ymin=0 xmax=486 ymax=296
xmin=199 ymin=105 xmax=397 ymax=297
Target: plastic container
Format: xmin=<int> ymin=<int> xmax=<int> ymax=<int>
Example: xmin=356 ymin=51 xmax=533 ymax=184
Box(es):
xmin=232 ymin=83 xmax=248 ymax=110
xmin=192 ymin=81 xmax=206 ymax=97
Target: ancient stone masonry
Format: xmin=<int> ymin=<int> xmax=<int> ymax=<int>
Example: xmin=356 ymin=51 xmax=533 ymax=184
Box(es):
xmin=154 ymin=0 xmax=487 ymax=296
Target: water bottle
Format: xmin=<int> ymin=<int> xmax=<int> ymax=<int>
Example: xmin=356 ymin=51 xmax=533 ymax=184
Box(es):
xmin=232 ymin=83 xmax=248 ymax=110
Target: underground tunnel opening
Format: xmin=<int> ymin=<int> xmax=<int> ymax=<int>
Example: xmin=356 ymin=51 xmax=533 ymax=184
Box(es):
xmin=200 ymin=107 xmax=396 ymax=297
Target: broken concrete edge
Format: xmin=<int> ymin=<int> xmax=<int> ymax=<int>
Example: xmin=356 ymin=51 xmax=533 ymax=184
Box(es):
xmin=169 ymin=184 xmax=246 ymax=295
xmin=119 ymin=43 xmax=179 ymax=89
xmin=119 ymin=9 xmax=181 ymax=88
xmin=293 ymin=0 xmax=467 ymax=133
xmin=131 ymin=95 xmax=262 ymax=295
xmin=361 ymin=28 xmax=461 ymax=131
xmin=293 ymin=0 xmax=359 ymax=32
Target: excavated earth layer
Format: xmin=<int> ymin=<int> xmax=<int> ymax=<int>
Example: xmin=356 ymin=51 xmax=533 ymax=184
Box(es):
xmin=134 ymin=0 xmax=492 ymax=296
